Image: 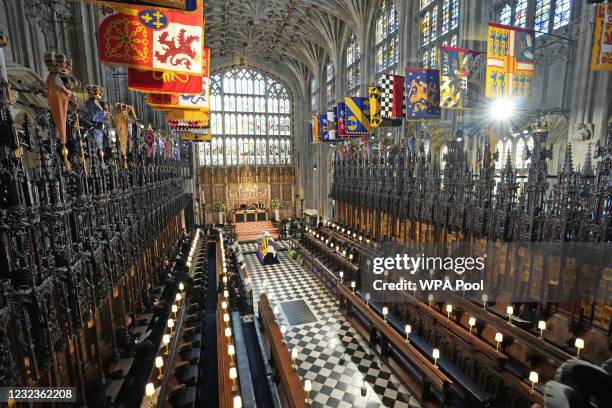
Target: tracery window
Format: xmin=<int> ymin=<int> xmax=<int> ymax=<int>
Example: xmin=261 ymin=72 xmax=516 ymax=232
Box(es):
xmin=311 ymin=78 xmax=318 ymax=114
xmin=326 ymin=61 xmax=335 ymax=109
xmin=345 ymin=32 xmax=361 ymax=96
xmin=534 ymin=0 xmax=551 ymax=35
xmin=375 ymin=0 xmax=399 ymax=78
xmin=419 ymin=0 xmax=460 ymax=69
xmin=204 ymin=68 xmax=292 ymax=166
xmin=497 ymin=0 xmax=527 ymax=28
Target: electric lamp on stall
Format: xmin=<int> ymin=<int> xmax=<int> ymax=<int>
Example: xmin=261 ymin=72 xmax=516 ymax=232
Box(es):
xmin=145 ymin=382 xmax=155 ymax=399
xmin=446 ymin=304 xmax=453 ymax=319
xmin=353 ymin=232 xmax=357 ymax=239
xmin=349 ymin=253 xmax=354 ymax=261
xmin=228 ymin=344 xmax=235 ymax=366
xmin=427 ymin=293 xmax=434 ymax=307
xmin=304 ymin=380 xmax=312 ymax=404
xmin=506 ymin=305 xmax=514 ymax=324
xmin=432 ymin=348 xmax=440 ymax=368
xmin=223 ymin=313 xmax=230 ymax=326
xmin=222 ymin=301 xmax=227 ymax=310
xmin=575 ymin=338 xmax=584 ymax=358
xmin=405 ymin=324 xmax=411 ymax=342
xmin=223 ymin=276 xmax=228 ymax=286
xmin=339 ymin=271 xmax=344 ymax=283
xmin=175 ymin=293 xmax=182 ymax=304
xmin=482 ymin=294 xmax=488 ymax=309
xmin=225 ymin=327 xmax=232 ymax=339
xmin=366 ymin=238 xmax=370 ymax=243
xmin=529 ymin=371 xmax=539 ymax=393
xmin=468 ymin=317 xmax=476 ymax=334
xmin=290 ymin=348 xmax=298 ymax=369
xmin=280 ymin=325 xmax=287 ymax=341
xmin=171 ymin=304 xmax=178 ymax=320
xmin=179 ymin=282 xmax=184 ymax=293
xmin=350 ymin=281 xmax=356 ymax=293
xmin=224 ymin=290 xmax=229 ymax=299
xmin=495 ymin=332 xmax=503 ymax=351
xmin=233 ymin=396 xmax=242 ymax=408
xmin=229 ymin=367 xmax=238 ymax=391
xmin=273 ymin=305 xmax=280 ymax=316
xmin=155 ymin=356 xmax=164 ymax=379
xmin=365 ymin=292 xmax=371 ymax=306
xmin=359 ymin=235 xmax=363 ymax=242
xmin=382 ymin=306 xmax=388 ymax=322
xmin=538 ymin=320 xmax=546 ymax=339
xmin=162 ymin=334 xmax=170 ymax=354
xmin=167 ymin=318 xmax=175 ymax=335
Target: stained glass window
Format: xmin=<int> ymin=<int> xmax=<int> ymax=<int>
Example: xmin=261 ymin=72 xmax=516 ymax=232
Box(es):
xmin=326 ymin=61 xmax=335 ymax=109
xmin=553 ymin=0 xmax=571 ymax=30
xmin=375 ymin=0 xmax=399 ymax=79
xmin=499 ymin=4 xmax=511 ymax=25
xmin=535 ymin=0 xmax=551 ymax=35
xmin=345 ymin=32 xmax=361 ymax=96
xmin=206 ymin=68 xmax=292 ymax=166
xmin=311 ymin=78 xmax=318 ymax=114
xmin=420 ymin=1 xmax=460 ymax=68
xmin=515 ymin=0 xmax=528 ymax=27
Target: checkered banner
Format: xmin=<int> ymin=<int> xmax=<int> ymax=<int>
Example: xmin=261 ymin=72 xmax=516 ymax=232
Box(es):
xmin=379 ymin=73 xmax=405 ymax=121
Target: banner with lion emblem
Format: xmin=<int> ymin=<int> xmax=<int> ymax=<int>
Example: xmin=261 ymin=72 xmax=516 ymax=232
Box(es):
xmin=98 ymin=0 xmax=203 ymax=75
xmin=405 ymin=68 xmax=441 ymax=121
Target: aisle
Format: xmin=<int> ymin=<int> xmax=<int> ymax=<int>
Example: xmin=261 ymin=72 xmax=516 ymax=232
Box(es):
xmin=199 ymin=241 xmax=218 ymax=407
xmin=242 ymin=246 xmax=420 ymax=408
xmin=242 ymin=319 xmax=275 ymax=407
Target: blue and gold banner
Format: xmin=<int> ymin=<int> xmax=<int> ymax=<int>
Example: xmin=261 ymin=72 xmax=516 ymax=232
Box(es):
xmin=324 ymin=108 xmax=337 ymax=142
xmin=319 ymin=114 xmax=329 ymax=142
xmin=486 ymin=23 xmax=535 ymax=98
xmin=439 ymin=46 xmax=483 ymax=109
xmin=343 ymin=96 xmax=372 ymax=135
xmin=405 ymin=68 xmax=441 ymax=121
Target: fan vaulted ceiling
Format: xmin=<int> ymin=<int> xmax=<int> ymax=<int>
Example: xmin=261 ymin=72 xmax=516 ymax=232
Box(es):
xmin=204 ymin=0 xmax=375 ymax=76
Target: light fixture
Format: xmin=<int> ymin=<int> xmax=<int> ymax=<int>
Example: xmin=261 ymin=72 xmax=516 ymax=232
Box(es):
xmin=179 ymin=282 xmax=185 ymax=292
xmin=495 ymin=332 xmax=503 ymax=351
xmin=482 ymin=294 xmax=488 ymax=309
xmin=339 ymin=271 xmax=344 ymax=282
xmin=222 ymin=301 xmax=228 ymax=310
xmin=223 ymin=276 xmax=228 ymax=284
xmin=382 ymin=306 xmax=388 ymax=322
xmin=167 ymin=318 xmax=174 ymax=334
xmin=405 ymin=324 xmax=411 ymax=341
xmin=233 ymin=395 xmax=242 ymax=408
xmin=224 ymin=313 xmax=230 ymax=325
xmin=446 ymin=304 xmax=453 ymax=319
xmin=225 ymin=327 xmax=232 ymax=338
xmin=145 ymin=382 xmax=155 ymax=398
xmin=365 ymin=292 xmax=371 ymax=306
xmin=489 ymin=98 xmax=517 ymax=122
xmin=155 ymin=356 xmax=164 ymax=379
xmin=162 ymin=334 xmax=170 ymax=354
xmin=349 ymin=253 xmax=353 ymax=260
xmin=468 ymin=317 xmax=476 ymax=333
xmin=428 ymin=293 xmax=434 ymax=307
xmin=304 ymin=380 xmax=312 ymax=404
xmin=507 ymin=306 xmax=514 ymax=324
xmin=224 ymin=290 xmax=229 ymax=299
xmin=538 ymin=320 xmax=546 ymax=339
xmin=313 ymin=164 xmax=318 ymax=171
xmin=432 ymin=348 xmax=440 ymax=368
xmin=350 ymin=281 xmax=356 ymax=292
xmin=172 ymin=304 xmax=178 ymax=319
xmin=280 ymin=325 xmax=287 ymax=337
xmin=575 ymin=338 xmax=584 ymax=358
xmin=291 ymin=348 xmax=298 ymax=369
xmin=366 ymin=239 xmax=370 ymax=243
xmin=529 ymin=371 xmax=539 ymax=393
xmin=359 ymin=235 xmax=363 ymax=241
xmin=175 ymin=293 xmax=182 ymax=302
xmin=228 ymin=344 xmax=235 ymax=365
xmin=273 ymin=305 xmax=280 ymax=315
xmin=229 ymin=367 xmax=238 ymax=390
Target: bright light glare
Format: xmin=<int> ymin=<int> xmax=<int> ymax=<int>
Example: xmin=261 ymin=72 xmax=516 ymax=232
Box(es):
xmin=489 ymin=99 xmax=516 ymax=121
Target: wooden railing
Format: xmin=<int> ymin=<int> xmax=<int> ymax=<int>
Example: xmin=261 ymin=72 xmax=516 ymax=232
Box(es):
xmin=258 ymin=293 xmax=307 ymax=408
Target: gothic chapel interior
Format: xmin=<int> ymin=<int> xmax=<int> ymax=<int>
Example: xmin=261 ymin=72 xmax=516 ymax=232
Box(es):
xmin=0 ymin=0 xmax=611 ymax=407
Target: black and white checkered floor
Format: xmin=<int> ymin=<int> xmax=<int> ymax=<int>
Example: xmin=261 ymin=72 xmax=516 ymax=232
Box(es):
xmin=242 ymin=243 xmax=421 ymax=408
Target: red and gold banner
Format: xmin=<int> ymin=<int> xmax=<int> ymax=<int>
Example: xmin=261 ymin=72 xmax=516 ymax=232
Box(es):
xmin=98 ymin=0 xmax=204 ymax=75
xmin=74 ymin=1 xmax=198 ymax=11
xmin=128 ymin=47 xmax=208 ymax=94
xmin=165 ymin=108 xmax=209 ymax=122
xmin=592 ymin=4 xmax=612 ymax=71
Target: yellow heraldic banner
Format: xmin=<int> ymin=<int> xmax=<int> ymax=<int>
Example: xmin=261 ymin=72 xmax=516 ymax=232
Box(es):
xmin=165 ymin=109 xmax=210 ymax=122
xmin=592 ymin=4 xmax=612 ymax=71
xmin=486 ymin=23 xmax=535 ymax=99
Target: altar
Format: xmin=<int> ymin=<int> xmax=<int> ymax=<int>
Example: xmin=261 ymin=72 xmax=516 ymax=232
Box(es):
xmin=233 ymin=209 xmax=268 ymax=223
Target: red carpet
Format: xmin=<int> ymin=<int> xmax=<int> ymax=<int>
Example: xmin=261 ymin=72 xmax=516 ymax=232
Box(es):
xmin=234 ymin=221 xmax=279 ymax=242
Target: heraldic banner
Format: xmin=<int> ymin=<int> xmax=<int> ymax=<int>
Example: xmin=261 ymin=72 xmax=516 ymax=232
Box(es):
xmin=75 ymin=0 xmax=198 ymax=11
xmin=486 ymin=23 xmax=535 ymax=99
xmin=439 ymin=46 xmax=483 ymax=109
xmin=98 ymin=0 xmax=203 ymax=75
xmin=310 ymin=115 xmax=321 ymax=144
xmin=379 ymin=73 xmax=405 ymax=121
xmin=323 ymin=109 xmax=337 ymax=142
xmin=128 ymin=46 xmax=208 ymax=94
xmin=592 ymin=3 xmax=612 ymax=71
xmin=336 ymin=102 xmax=347 ymax=138
xmin=165 ymin=108 xmax=209 ymax=122
xmin=368 ymin=86 xmax=383 ymax=129
xmin=344 ymin=96 xmax=372 ymax=135
xmin=405 ymin=68 xmax=441 ymax=121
